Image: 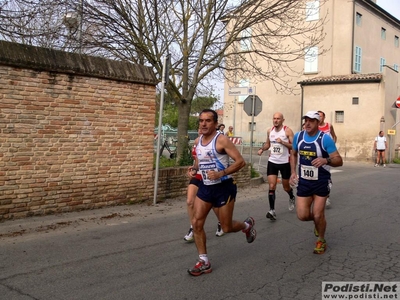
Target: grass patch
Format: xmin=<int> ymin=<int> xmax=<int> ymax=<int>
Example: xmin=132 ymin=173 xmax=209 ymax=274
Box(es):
xmin=251 ymin=165 xmax=260 ymax=178
xmin=393 ymin=158 xmax=400 ymax=164
xmin=154 ymin=154 xmax=178 ymax=168
xmin=154 ymin=147 xmax=194 ymax=168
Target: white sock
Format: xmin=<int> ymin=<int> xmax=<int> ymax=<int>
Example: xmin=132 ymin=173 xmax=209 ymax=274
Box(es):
xmin=199 ymin=254 xmax=209 ymax=264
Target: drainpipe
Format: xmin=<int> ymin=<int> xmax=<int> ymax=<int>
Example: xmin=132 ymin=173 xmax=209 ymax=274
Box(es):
xmin=300 ymin=84 xmax=304 ymax=130
xmin=351 ymin=0 xmax=355 ymax=73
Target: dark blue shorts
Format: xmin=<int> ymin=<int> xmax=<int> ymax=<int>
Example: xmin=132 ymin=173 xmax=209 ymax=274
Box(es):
xmin=267 ymin=161 xmax=291 ymax=179
xmin=189 ymin=177 xmax=201 ymax=187
xmin=297 ymin=178 xmax=331 ymax=197
xmin=197 ymin=178 xmax=237 ymax=208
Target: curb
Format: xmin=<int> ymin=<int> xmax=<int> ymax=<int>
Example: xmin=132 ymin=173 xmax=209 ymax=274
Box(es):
xmin=250 ymin=176 xmax=265 ymax=186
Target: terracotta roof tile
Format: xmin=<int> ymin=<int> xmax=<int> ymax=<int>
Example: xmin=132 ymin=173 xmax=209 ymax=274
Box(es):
xmin=298 ymin=73 xmax=382 ymax=85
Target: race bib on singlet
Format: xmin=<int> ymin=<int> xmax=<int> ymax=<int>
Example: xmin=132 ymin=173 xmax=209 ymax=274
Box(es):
xmin=300 ymin=165 xmax=318 ymax=180
xmin=199 ymin=162 xmax=221 ymax=185
xmin=271 ymin=143 xmax=283 ymax=155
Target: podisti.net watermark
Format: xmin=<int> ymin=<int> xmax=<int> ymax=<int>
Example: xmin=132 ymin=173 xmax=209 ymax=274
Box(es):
xmin=322 ymin=282 xmax=399 ymax=299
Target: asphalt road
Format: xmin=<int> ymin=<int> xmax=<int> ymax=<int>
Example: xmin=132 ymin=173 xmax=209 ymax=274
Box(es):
xmin=0 ymin=162 xmax=399 ymax=300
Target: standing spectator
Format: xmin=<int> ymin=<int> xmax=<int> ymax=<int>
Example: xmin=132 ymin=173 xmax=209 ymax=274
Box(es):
xmin=290 ymin=111 xmax=343 ymax=254
xmin=226 ymin=126 xmax=234 ymax=137
xmin=217 ymin=124 xmax=225 ymax=134
xmin=257 ymin=112 xmax=295 ymax=220
xmin=374 ymin=131 xmax=388 ymax=167
xmin=187 ymin=109 xmax=256 ymax=276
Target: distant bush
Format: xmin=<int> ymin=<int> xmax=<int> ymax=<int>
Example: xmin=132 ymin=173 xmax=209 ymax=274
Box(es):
xmin=178 ymin=147 xmax=194 ymax=166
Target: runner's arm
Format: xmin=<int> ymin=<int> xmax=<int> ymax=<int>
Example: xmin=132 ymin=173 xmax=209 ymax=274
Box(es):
xmin=284 ymin=127 xmax=294 ymax=150
xmin=289 ymin=136 xmax=298 ymax=186
xmin=188 ymin=137 xmax=200 ymax=177
xmin=258 ymin=129 xmax=271 ymax=155
xmin=314 ymin=135 xmax=343 ymax=167
xmin=330 ymin=124 xmax=337 ymax=143
xmin=290 ymin=132 xmax=299 ymax=176
xmin=216 ymin=135 xmax=245 ymax=178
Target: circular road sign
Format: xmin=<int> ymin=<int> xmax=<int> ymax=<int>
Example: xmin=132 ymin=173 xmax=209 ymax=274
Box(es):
xmin=396 ymin=97 xmax=400 ymax=108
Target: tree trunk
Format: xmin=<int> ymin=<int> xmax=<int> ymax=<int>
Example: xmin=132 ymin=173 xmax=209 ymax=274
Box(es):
xmin=176 ymin=100 xmax=191 ymax=161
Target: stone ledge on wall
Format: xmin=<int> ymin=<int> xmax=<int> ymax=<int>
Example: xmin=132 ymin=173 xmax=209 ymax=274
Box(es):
xmin=155 ymin=163 xmax=253 ymax=202
xmin=0 ymin=40 xmax=158 ymax=84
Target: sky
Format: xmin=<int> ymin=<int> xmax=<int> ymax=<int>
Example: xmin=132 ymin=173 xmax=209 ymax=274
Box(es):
xmin=377 ymin=0 xmax=400 ymax=19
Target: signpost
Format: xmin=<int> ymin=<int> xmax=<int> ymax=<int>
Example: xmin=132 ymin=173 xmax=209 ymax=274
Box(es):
xmin=396 ymin=97 xmax=400 ymax=108
xmin=228 ymin=86 xmax=261 ymax=165
xmin=388 ymin=120 xmax=400 ymax=163
xmin=243 ymin=94 xmax=262 ymax=165
xmin=243 ymin=95 xmax=262 ymax=116
xmin=389 ymin=97 xmax=400 ymax=162
xmin=228 ymin=86 xmax=255 ymax=96
xmin=154 ymin=55 xmax=170 ymax=205
xmin=228 ymin=86 xmax=255 ymax=132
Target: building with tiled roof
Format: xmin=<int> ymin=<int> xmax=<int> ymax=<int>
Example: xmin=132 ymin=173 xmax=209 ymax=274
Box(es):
xmin=298 ymin=73 xmax=383 ymax=85
xmin=223 ymin=0 xmax=400 ymax=162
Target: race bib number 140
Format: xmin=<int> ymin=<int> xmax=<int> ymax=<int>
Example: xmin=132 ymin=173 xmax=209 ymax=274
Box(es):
xmin=300 ymin=165 xmax=318 ymax=180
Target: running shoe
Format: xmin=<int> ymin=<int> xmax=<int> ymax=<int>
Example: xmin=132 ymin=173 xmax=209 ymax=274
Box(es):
xmin=288 ymin=196 xmax=295 ymax=211
xmin=326 ymin=197 xmax=331 ymax=207
xmin=314 ymin=227 xmax=319 ymax=237
xmin=313 ymin=239 xmax=327 ymax=254
xmin=242 ymin=217 xmax=256 ymax=243
xmin=383 ymin=164 xmax=386 ymax=168
xmin=266 ymin=210 xmax=277 ymax=220
xmin=374 ymin=164 xmax=378 ymax=167
xmin=187 ymin=259 xmax=212 ymax=276
xmin=184 ymin=227 xmax=194 ymax=242
xmin=215 ymin=222 xmax=225 ymax=237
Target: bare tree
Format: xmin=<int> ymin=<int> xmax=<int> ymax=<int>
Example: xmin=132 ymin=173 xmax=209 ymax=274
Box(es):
xmin=0 ymin=0 xmax=71 ymax=48
xmin=0 ymin=0 xmax=328 ymax=158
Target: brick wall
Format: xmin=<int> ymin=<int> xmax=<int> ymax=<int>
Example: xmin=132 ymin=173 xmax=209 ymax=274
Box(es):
xmin=0 ymin=41 xmax=158 ymax=220
xmin=0 ymin=41 xmax=253 ymax=221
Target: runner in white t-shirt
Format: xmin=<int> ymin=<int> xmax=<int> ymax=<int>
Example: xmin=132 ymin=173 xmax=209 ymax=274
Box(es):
xmin=258 ymin=112 xmax=295 ymax=220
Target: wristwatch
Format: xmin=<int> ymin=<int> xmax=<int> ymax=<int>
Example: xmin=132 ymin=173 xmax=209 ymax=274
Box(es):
xmin=326 ymin=157 xmax=332 ymax=165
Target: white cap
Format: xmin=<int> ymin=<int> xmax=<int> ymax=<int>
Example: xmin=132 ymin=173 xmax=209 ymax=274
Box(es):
xmin=302 ymin=111 xmax=320 ymax=121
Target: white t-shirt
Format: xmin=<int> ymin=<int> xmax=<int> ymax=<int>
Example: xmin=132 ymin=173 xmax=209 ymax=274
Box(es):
xmin=375 ymin=136 xmax=386 ymax=150
xmin=268 ymin=126 xmax=290 ymax=164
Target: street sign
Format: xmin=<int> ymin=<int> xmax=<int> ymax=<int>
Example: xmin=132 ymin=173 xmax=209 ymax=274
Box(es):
xmin=228 ymin=86 xmax=255 ymax=96
xmin=248 ymin=86 xmax=256 ymax=95
xmin=396 ymin=96 xmax=400 ymax=108
xmin=243 ymin=95 xmax=262 ymax=116
xmin=388 ymin=129 xmax=396 ymax=135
